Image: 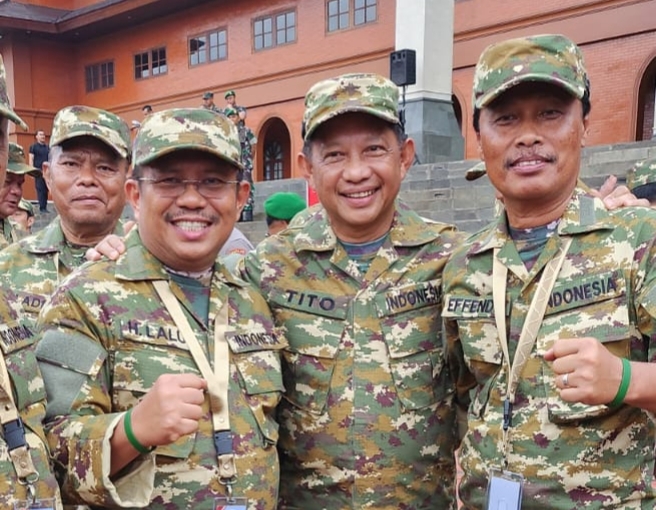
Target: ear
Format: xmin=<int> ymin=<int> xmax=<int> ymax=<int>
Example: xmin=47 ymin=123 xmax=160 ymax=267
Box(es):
xmin=581 ymin=115 xmax=590 ymax=148
xmin=125 ymin=178 xmax=141 ymax=220
xmin=298 ymin=150 xmax=315 ymax=190
xmin=476 ymin=131 xmax=485 ymax=160
xmin=42 ymin=162 xmax=52 ymax=188
xmin=399 ymin=137 xmax=415 ymax=180
xmin=235 ymin=181 xmax=250 ymax=221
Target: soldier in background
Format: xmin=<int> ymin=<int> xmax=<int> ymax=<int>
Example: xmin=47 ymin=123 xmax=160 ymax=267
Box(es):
xmin=0 ymin=142 xmax=41 ymax=247
xmin=36 ymin=108 xmax=285 ymax=509
xmin=0 ymin=53 xmax=62 ymax=510
xmin=443 ymin=34 xmax=656 ymax=509
xmin=201 ymin=91 xmax=221 ymax=112
xmin=224 ymin=89 xmax=247 ymax=124
xmin=626 ymin=157 xmax=656 ymax=206
xmin=241 ymin=73 xmax=461 ymax=509
xmin=226 ymin=106 xmax=256 ymax=222
xmin=263 ymin=191 xmax=306 ymax=236
xmin=0 ymin=105 xmax=130 ymax=330
xmin=10 ymin=198 xmax=35 ymax=236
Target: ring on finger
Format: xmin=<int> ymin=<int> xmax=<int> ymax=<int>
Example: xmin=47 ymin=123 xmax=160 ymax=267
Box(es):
xmin=562 ymin=372 xmax=570 ymax=387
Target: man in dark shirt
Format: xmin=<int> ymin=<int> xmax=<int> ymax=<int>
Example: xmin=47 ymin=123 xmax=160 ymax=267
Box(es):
xmin=29 ymin=129 xmax=50 ymax=212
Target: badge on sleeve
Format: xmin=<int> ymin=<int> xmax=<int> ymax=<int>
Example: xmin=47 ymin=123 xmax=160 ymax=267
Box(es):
xmin=485 ymin=469 xmax=524 ymax=510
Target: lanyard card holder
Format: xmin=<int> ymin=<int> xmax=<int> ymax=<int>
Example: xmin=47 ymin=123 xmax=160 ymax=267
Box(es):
xmin=214 ymin=497 xmax=248 ymax=510
xmin=485 ymin=468 xmax=524 ymax=510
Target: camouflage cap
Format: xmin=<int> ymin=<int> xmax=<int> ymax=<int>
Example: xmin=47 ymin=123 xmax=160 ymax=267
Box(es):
xmin=133 ymin=108 xmax=243 ymax=169
xmin=465 ymin=161 xmax=487 ymax=181
xmin=203 ymin=91 xmax=214 ymax=100
xmin=473 ymin=34 xmax=589 ymax=110
xmin=626 ymin=158 xmax=656 ymax=191
xmin=16 ymin=198 xmax=34 ymax=216
xmin=302 ymin=72 xmax=400 ymax=140
xmin=224 ymin=90 xmax=236 ymax=99
xmin=50 ymin=105 xmax=131 ymax=159
xmin=0 ymin=55 xmax=28 ymax=130
xmin=7 ymin=142 xmax=40 ymax=176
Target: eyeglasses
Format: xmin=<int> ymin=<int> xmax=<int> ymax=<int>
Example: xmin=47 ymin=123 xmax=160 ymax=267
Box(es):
xmin=137 ymin=177 xmax=239 ymax=198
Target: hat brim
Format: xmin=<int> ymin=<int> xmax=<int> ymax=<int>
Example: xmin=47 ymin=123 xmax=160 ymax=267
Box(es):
xmin=136 ymin=143 xmax=243 ymax=171
xmin=52 ymin=130 xmax=129 ymax=159
xmin=304 ymin=106 xmax=399 ymax=140
xmin=0 ymin=104 xmax=28 ymax=131
xmin=475 ymin=74 xmax=585 ymax=110
xmin=7 ymin=162 xmax=40 ymax=177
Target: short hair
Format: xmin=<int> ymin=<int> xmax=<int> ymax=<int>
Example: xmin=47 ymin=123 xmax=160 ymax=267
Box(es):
xmin=142 ymin=105 xmax=153 ymax=113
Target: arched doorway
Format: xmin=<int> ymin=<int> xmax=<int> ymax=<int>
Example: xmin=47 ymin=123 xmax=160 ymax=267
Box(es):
xmin=258 ymin=117 xmax=292 ymax=181
xmin=451 ymin=94 xmax=463 ymax=133
xmin=636 ymin=56 xmax=656 ymax=141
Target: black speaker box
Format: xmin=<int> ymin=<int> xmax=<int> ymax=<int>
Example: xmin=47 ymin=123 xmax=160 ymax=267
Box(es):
xmin=390 ymin=49 xmax=416 ymax=87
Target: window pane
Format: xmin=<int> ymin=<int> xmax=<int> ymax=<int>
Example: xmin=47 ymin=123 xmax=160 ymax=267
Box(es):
xmin=264 ymin=17 xmax=272 ymax=32
xmin=254 ymin=20 xmax=262 ymax=36
xmin=339 ymin=12 xmax=348 ymax=28
xmin=255 ymin=34 xmax=263 ymax=50
xmin=218 ymin=30 xmax=226 ymax=44
xmin=328 ymin=0 xmax=337 ymax=16
xmin=354 ymin=9 xmax=364 ymax=25
xmin=366 ymin=5 xmax=375 ymax=20
xmin=218 ymin=45 xmax=226 ymax=59
xmin=340 ymin=0 xmax=349 ymax=10
xmin=277 ymin=14 xmax=286 ymax=29
xmin=287 ymin=12 xmax=295 ymax=26
xmin=328 ymin=17 xmax=337 ymax=31
xmin=288 ymin=26 xmax=295 ymax=42
xmin=355 ymin=0 xmax=364 ymax=7
xmin=264 ymin=33 xmax=272 ymax=47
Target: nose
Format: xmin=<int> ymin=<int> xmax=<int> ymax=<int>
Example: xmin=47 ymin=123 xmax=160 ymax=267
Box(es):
xmin=515 ymin=119 xmax=543 ymax=148
xmin=176 ymin=181 xmax=208 ymax=206
xmin=341 ymin=151 xmax=372 ymax=182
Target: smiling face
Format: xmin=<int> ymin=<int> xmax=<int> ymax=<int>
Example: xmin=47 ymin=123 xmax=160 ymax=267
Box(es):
xmin=127 ymin=150 xmax=249 ymax=272
xmin=477 ymin=82 xmax=588 ymax=226
xmin=43 ymin=136 xmax=128 ymax=243
xmin=299 ymin=112 xmax=414 ymax=243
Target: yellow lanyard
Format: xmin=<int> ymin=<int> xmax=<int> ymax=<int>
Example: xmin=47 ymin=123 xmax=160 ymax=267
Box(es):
xmin=153 ymin=280 xmax=237 ymax=490
xmin=492 ymin=237 xmax=572 ymax=466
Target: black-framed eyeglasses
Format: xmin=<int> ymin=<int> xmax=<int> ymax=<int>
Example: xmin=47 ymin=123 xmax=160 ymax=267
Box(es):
xmin=137 ymin=177 xmax=240 ymax=198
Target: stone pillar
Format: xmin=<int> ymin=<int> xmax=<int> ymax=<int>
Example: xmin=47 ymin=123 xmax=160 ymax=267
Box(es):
xmin=395 ymin=0 xmax=464 ymax=163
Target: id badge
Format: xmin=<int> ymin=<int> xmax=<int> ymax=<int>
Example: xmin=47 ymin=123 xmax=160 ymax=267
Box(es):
xmin=485 ymin=469 xmax=524 ymax=510
xmin=214 ymin=496 xmax=248 ymax=510
xmin=15 ymin=499 xmax=56 ymax=510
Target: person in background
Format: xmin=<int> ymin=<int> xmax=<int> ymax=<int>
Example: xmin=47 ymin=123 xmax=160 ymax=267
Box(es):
xmin=226 ymin=107 xmax=256 ymax=222
xmin=443 ymin=34 xmax=656 ymax=509
xmin=224 ymin=90 xmax=247 ymax=124
xmin=29 ymin=129 xmax=50 ymax=212
xmin=10 ymin=198 xmax=35 ymax=236
xmin=0 ymin=52 xmax=62 ymax=510
xmin=263 ymin=191 xmax=306 ymax=236
xmin=626 ymin=157 xmax=656 ymax=206
xmin=201 ymin=91 xmax=220 ymax=112
xmin=142 ymin=104 xmax=153 ymax=117
xmin=36 ymin=107 xmax=285 ymax=509
xmin=219 ymin=226 xmax=254 ymax=257
xmin=0 ymin=142 xmax=41 ymax=247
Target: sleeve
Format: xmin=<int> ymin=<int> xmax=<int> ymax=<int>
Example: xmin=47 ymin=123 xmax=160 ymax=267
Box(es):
xmin=35 ymin=282 xmax=155 ymax=508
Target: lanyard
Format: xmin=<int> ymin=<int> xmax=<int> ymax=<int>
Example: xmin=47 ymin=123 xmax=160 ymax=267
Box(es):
xmin=153 ymin=280 xmax=237 ymax=492
xmin=492 ymin=237 xmax=572 ymax=467
xmin=0 ymin=349 xmax=40 ymax=502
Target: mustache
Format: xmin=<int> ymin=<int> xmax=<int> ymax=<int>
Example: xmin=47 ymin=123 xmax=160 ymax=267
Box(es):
xmin=504 ymin=151 xmax=557 ymax=169
xmin=164 ymin=211 xmax=218 ymax=223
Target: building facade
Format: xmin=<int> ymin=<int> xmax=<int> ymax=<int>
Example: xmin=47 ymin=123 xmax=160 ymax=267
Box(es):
xmin=0 ymin=0 xmax=654 ymax=201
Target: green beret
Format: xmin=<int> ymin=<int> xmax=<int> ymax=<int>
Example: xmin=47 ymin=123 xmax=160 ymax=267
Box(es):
xmin=264 ymin=192 xmax=306 ymax=221
xmin=224 ymin=107 xmax=237 ymax=117
xmin=225 ymin=90 xmax=236 ymax=99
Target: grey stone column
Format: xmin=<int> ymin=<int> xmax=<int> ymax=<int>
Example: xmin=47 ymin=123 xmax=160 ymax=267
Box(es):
xmin=395 ymin=0 xmax=464 ymax=163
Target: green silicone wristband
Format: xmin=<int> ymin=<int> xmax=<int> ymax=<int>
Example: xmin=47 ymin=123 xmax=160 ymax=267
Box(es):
xmin=608 ymin=358 xmax=631 ymax=408
xmin=124 ymin=409 xmax=153 ymax=455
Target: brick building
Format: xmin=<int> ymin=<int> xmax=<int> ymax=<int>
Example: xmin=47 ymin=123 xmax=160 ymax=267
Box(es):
xmin=0 ymin=0 xmax=654 ymax=202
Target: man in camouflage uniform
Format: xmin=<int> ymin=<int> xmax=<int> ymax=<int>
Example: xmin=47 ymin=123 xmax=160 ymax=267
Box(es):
xmin=0 ymin=105 xmax=129 ymax=330
xmin=10 ymin=198 xmax=36 ymax=237
xmin=0 ymin=142 xmax=41 ymax=248
xmin=0 ymin=54 xmax=62 ymax=509
xmin=240 ymin=73 xmax=461 ymax=509
xmin=226 ymin=107 xmax=256 ymax=222
xmin=224 ymin=89 xmax=247 ymax=124
xmin=36 ymin=108 xmax=286 ymax=509
xmin=201 ymin=91 xmax=221 ymax=113
xmin=442 ymin=34 xmax=656 ymax=509
xmin=626 ymin=157 xmax=656 ymax=206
